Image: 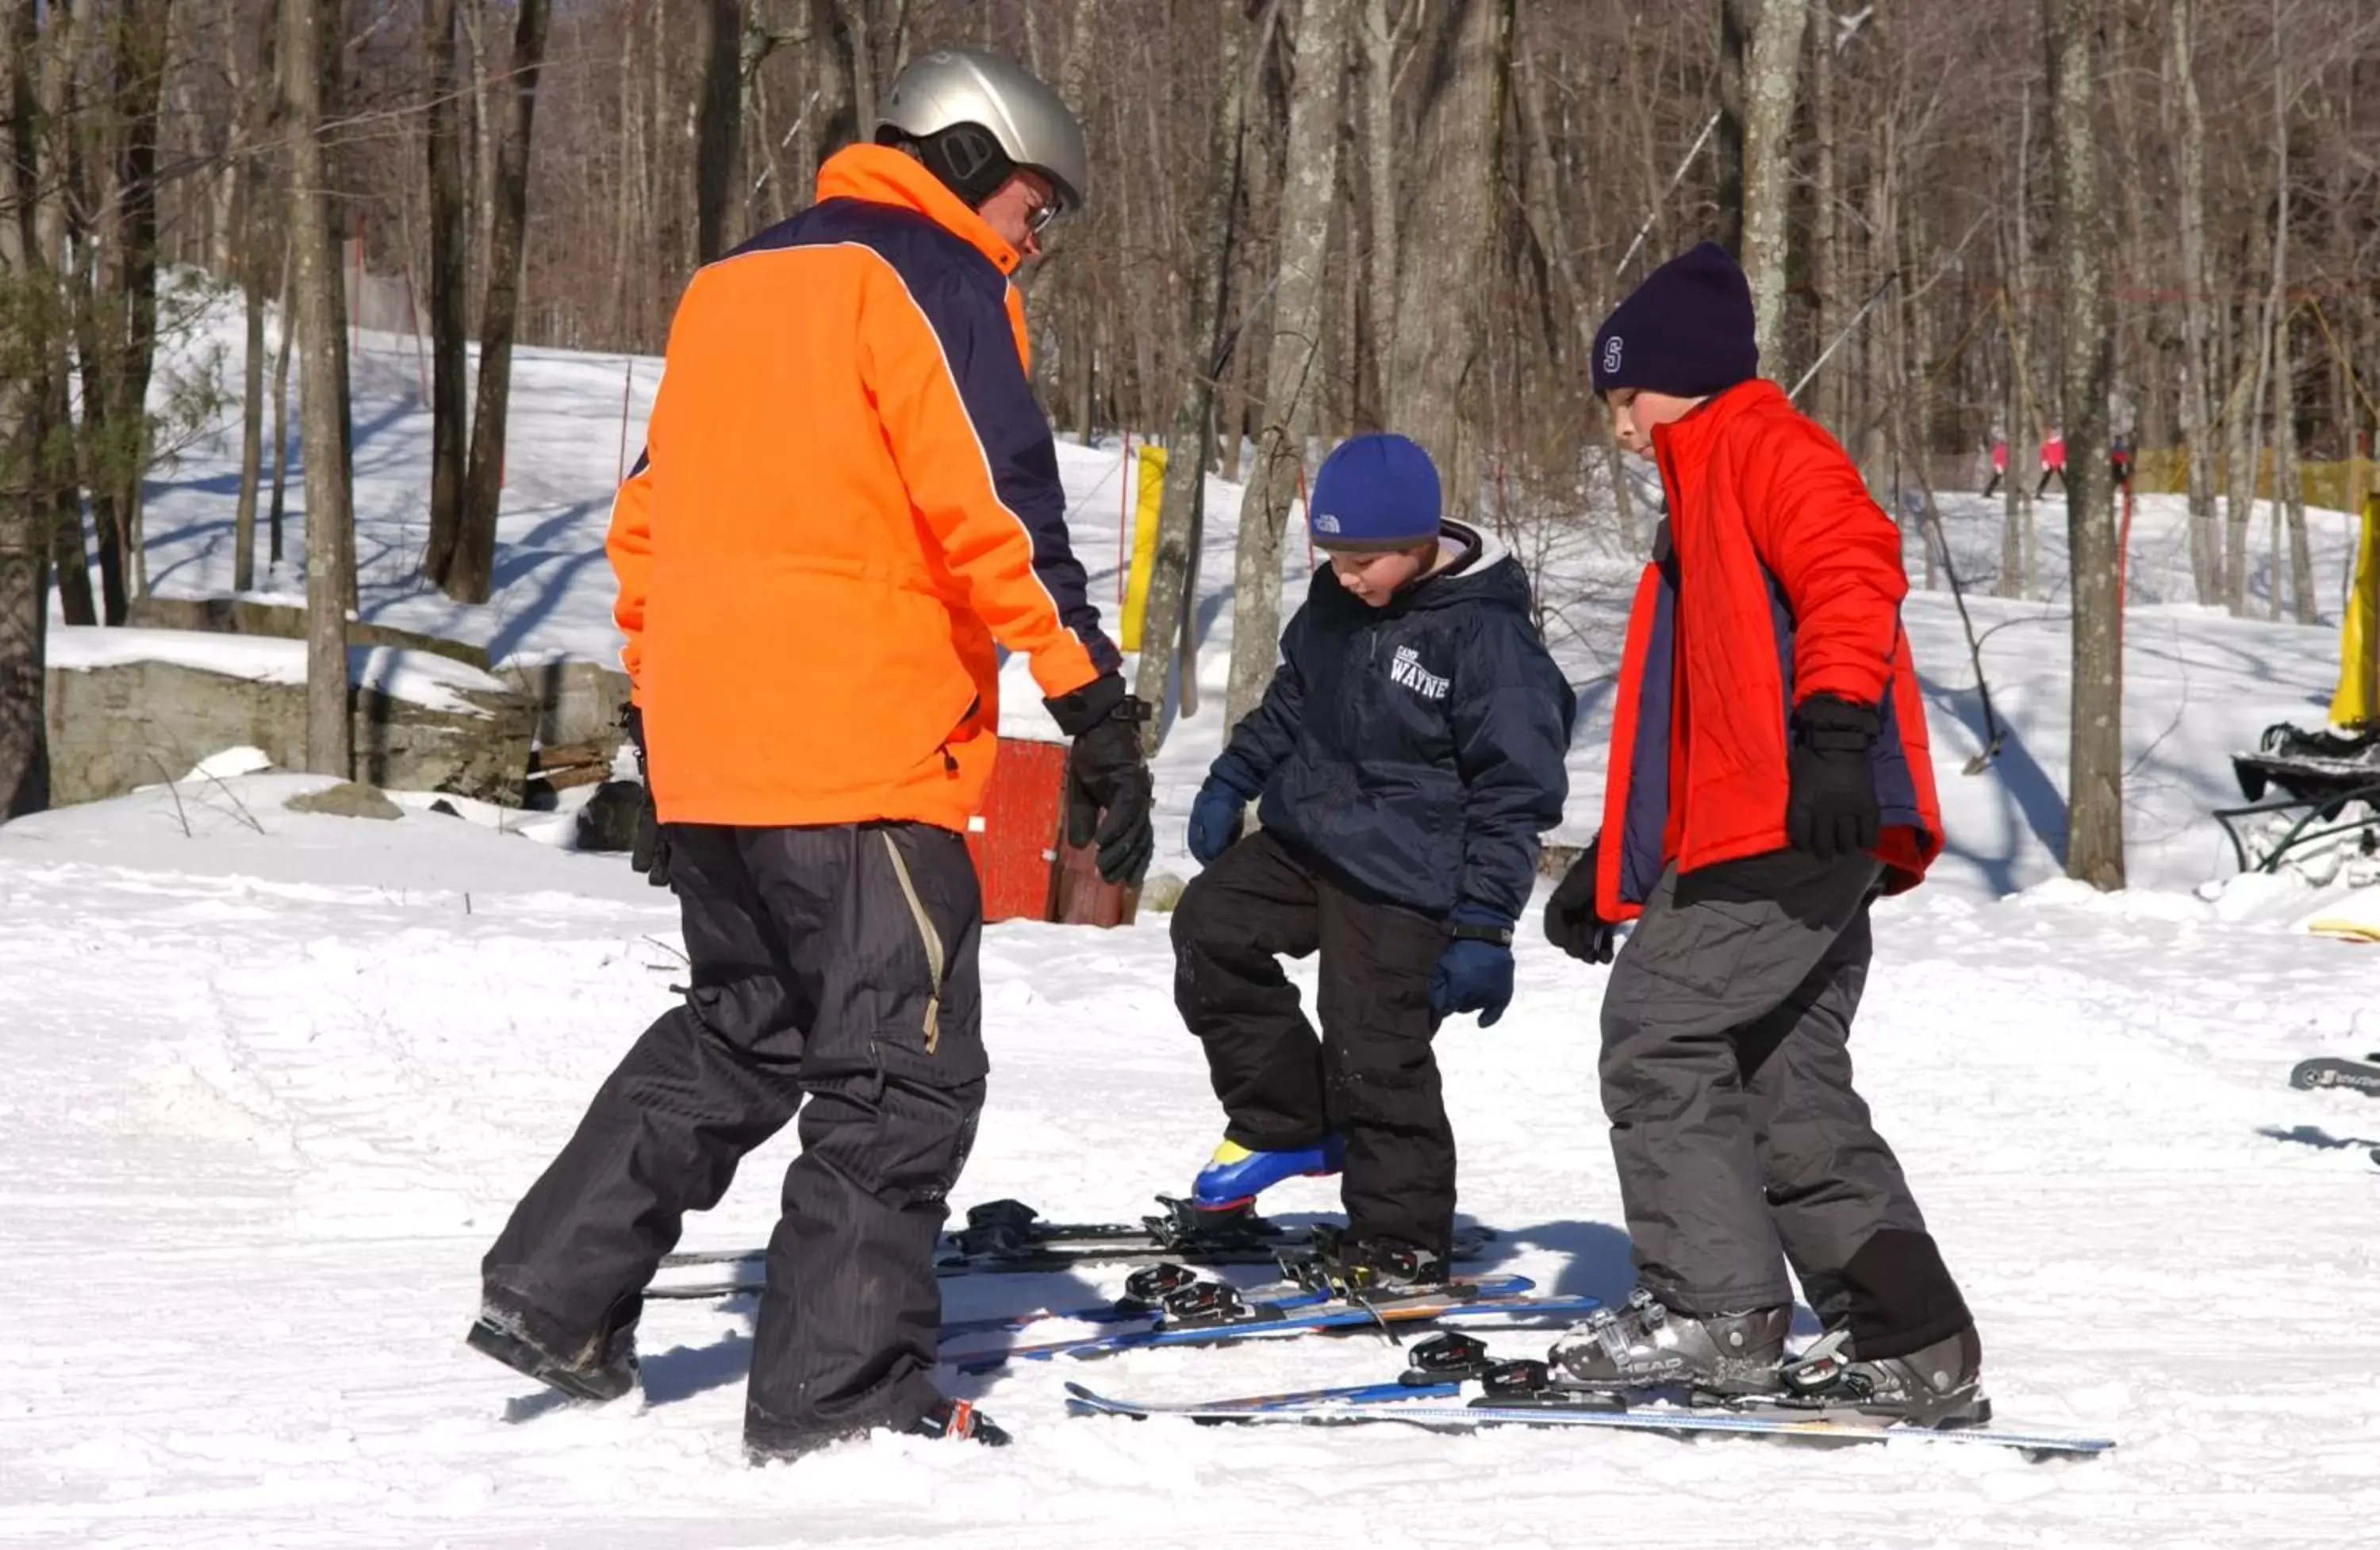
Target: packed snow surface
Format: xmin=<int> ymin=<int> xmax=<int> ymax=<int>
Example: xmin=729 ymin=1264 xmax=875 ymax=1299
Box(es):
xmin=9 ymin=300 xmax=2380 ymax=1548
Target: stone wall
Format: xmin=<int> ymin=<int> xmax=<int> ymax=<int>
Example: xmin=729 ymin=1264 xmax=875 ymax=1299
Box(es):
xmin=123 ymin=596 xmax=631 ymax=754
xmin=495 ymin=658 xmax=631 ymax=749
xmin=46 ymin=650 xmax=536 ymax=808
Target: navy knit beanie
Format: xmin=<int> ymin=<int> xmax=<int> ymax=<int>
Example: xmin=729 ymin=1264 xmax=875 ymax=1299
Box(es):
xmin=1591 ymin=241 xmax=1760 ymax=398
xmin=1306 ymin=432 xmax=1441 ymax=551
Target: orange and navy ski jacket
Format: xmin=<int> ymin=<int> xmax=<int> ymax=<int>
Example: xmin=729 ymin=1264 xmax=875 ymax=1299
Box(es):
xmin=607 ymin=144 xmax=1119 ymax=831
xmin=1595 ymin=378 xmax=1942 ymax=920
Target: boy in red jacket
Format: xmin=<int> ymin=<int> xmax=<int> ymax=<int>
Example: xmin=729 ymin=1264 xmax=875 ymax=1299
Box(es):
xmin=1542 ymin=243 xmax=1983 ymax=1425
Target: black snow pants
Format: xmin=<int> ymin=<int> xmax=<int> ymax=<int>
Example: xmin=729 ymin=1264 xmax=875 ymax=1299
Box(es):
xmin=480 ymin=820 xmax=985 ymax=1452
xmin=1171 ymin=830 xmax=1455 ymax=1256
xmin=1599 ymin=850 xmax=1971 ymax=1359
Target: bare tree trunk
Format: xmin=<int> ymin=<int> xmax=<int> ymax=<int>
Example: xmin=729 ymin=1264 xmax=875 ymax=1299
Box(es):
xmin=2046 ymin=0 xmax=2122 ymax=890
xmin=1226 ymin=0 xmax=1352 ymax=732
xmin=463 ymin=0 xmax=497 ymax=287
xmin=1 ymin=0 xmax=52 ymax=816
xmin=422 ymin=0 xmax=470 ymax=592
xmin=697 ymin=0 xmax=743 ymax=263
xmin=1358 ymin=0 xmax=1409 ymax=427
xmin=233 ymin=247 xmax=264 ymax=593
xmin=26 ymin=1 xmax=88 ymax=631
xmin=1716 ymin=0 xmax=1747 ymax=255
xmin=1134 ymin=2 xmax=1250 ymax=746
xmin=454 ymin=0 xmax=551 ymax=604
xmin=2267 ymin=1 xmax=2311 ymax=625
xmin=2276 ymin=305 xmax=2312 ymax=623
xmin=2222 ymin=331 xmax=2263 ymax=616
xmin=267 ymin=241 xmax=294 ymax=570
xmin=2001 ymin=296 xmax=2036 ymax=600
xmin=231 ymin=10 xmax=274 ymax=597
xmin=1386 ymin=0 xmax=1513 ymax=524
xmin=98 ymin=0 xmax=172 ymax=608
xmin=2171 ymin=0 xmax=2218 ymax=604
xmin=1811 ymin=3 xmax=1843 ymax=434
xmin=284 ymin=0 xmax=352 ymax=777
xmin=1999 ymin=67 xmax=2035 ymax=600
xmin=1739 ymin=0 xmax=1810 ymax=370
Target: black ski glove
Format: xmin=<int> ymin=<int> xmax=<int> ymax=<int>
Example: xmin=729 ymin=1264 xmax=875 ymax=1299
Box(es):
xmin=1543 ymin=837 xmax=1616 ymax=965
xmin=1048 ymin=673 xmax=1155 ymax=886
xmin=1785 ymin=694 xmax=1882 ymax=861
xmin=620 ymin=704 xmax=673 ymax=889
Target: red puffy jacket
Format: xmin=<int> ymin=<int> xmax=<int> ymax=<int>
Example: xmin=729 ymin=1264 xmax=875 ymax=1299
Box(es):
xmin=1595 ymin=380 xmax=1942 ymax=920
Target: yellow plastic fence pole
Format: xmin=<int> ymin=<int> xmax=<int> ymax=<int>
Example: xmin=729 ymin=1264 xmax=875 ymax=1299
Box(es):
xmin=2331 ymin=493 xmax=2380 ymax=728
xmin=1120 ymin=443 xmax=1168 ymax=652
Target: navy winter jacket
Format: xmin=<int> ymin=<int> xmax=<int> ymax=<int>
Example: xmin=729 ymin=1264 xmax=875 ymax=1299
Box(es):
xmin=1219 ymin=524 xmax=1576 ymax=920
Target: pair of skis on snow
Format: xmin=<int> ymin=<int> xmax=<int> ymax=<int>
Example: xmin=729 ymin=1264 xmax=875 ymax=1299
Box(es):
xmin=1018 ymin=1288 xmax=2113 ymax=1455
xmin=1063 ymin=1373 xmax=2114 ymax=1455
xmin=937 ymin=1263 xmax=1600 ymax=1372
xmin=653 ymin=1201 xmax=2114 ymax=1456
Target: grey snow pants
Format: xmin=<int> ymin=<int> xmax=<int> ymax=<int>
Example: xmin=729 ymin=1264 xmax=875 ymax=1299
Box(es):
xmin=1600 ymin=849 xmax=1972 ymax=1358
xmin=481 ymin=820 xmax=985 ymax=1452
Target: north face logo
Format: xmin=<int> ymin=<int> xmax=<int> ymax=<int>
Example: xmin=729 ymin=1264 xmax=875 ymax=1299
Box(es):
xmin=1388 ymin=645 xmax=1449 ymax=701
xmin=1601 ymin=335 xmax=1624 ymax=375
xmin=1313 ymin=510 xmax=1342 ymax=534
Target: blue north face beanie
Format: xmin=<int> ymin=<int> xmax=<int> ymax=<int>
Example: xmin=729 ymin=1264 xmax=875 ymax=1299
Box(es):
xmin=1306 ymin=433 xmax=1441 ymax=551
xmin=1591 ymin=240 xmax=1760 ymax=398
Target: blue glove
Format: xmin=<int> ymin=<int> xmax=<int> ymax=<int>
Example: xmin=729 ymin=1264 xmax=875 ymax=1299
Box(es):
xmin=1187 ymin=757 xmax=1259 ymax=865
xmin=1430 ymin=904 xmax=1515 ymax=1027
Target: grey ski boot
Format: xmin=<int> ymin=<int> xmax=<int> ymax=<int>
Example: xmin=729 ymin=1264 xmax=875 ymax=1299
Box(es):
xmin=1547 ymin=1289 xmax=1790 ymax=1397
xmin=1780 ymin=1326 xmax=1989 ymax=1427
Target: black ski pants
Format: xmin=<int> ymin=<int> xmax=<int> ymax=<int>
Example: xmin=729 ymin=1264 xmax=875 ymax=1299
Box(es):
xmin=1599 ymin=850 xmax=1971 ymax=1359
xmin=481 ymin=820 xmax=985 ymax=1452
xmin=1171 ymin=831 xmax=1455 ymax=1256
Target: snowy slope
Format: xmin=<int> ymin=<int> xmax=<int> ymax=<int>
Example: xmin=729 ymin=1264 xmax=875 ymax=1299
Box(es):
xmin=6 ymin=774 xmax=2380 ymax=1549
xmin=8 ymin=292 xmax=2379 ymax=1547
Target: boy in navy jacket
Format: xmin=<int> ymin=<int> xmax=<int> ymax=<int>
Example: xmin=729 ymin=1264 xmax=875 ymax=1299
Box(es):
xmin=1169 ymin=433 xmax=1574 ymax=1286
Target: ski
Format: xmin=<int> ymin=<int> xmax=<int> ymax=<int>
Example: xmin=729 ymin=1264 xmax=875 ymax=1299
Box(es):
xmin=2290 ymin=1055 xmax=2380 ymax=1097
xmin=655 ymin=1197 xmax=1496 ymax=1283
xmin=1061 ymin=1379 xmax=2115 ymax=1456
xmin=659 ymin=1262 xmax=1346 ymax=1341
xmin=942 ymin=1277 xmax=1598 ymax=1373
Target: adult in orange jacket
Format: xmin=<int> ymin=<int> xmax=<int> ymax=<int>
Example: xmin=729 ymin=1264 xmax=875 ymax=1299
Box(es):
xmin=470 ymin=49 xmax=1149 ymax=1463
xmin=1540 ymin=244 xmax=1981 ymax=1427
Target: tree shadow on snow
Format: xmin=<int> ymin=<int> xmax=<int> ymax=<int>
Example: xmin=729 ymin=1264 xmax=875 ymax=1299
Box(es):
xmin=2259 ymin=1123 xmax=2380 ymax=1153
xmin=1922 ymin=679 xmax=2068 ymax=893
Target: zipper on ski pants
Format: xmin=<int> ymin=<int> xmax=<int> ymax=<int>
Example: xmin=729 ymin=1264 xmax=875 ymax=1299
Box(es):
xmin=879 ymin=831 xmax=945 ymax=1054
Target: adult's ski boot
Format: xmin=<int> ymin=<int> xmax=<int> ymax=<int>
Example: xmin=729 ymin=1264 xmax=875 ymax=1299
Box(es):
xmin=1780 ymin=1326 xmax=1990 ymax=1428
xmin=466 ymin=1296 xmax=639 ymax=1404
xmin=746 ymin=1395 xmax=1012 ymax=1464
xmin=905 ymin=1396 xmax=1012 ymax=1446
xmin=1546 ymin=1288 xmax=1788 ymax=1398
xmin=1188 ymin=1134 xmax=1345 ymax=1210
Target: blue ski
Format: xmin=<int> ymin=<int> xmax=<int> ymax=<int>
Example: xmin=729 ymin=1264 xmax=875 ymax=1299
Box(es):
xmin=944 ymin=1280 xmax=1600 ymax=1373
xmin=1063 ymin=1380 xmax=2115 ymax=1456
xmin=935 ymin=1281 xmax=1340 ymax=1343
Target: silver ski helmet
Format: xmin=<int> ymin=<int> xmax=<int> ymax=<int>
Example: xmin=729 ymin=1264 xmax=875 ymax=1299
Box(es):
xmin=874 ymin=48 xmax=1088 ymax=219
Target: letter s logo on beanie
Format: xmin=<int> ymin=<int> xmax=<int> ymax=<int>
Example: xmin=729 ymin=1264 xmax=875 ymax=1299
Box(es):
xmin=1601 ymin=336 xmax=1624 ymax=376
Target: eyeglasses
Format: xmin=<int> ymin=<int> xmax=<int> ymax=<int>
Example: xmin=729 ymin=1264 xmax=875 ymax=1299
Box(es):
xmin=1025 ymin=194 xmax=1060 ymax=237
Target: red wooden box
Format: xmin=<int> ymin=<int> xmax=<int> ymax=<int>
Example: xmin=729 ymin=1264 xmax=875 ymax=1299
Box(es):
xmin=965 ymin=737 xmax=1138 ymax=927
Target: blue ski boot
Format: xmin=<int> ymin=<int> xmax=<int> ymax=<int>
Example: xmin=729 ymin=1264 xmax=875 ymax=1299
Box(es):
xmin=1189 ymin=1134 xmax=1345 ymax=1211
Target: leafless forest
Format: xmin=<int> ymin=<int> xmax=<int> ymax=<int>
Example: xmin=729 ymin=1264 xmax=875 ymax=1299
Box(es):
xmin=5 ymin=0 xmax=2378 ymax=880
